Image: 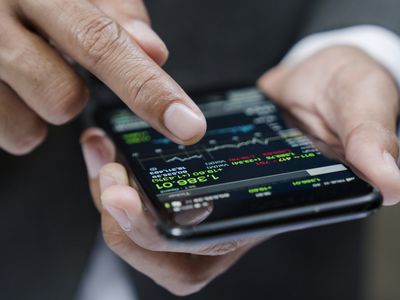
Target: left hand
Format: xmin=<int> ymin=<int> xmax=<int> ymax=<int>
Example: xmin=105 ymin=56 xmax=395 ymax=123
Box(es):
xmin=80 ymin=128 xmax=265 ymax=296
xmin=258 ymin=45 xmax=400 ymax=205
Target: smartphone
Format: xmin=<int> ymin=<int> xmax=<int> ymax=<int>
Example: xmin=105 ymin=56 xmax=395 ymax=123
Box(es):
xmin=95 ymin=86 xmax=382 ymax=242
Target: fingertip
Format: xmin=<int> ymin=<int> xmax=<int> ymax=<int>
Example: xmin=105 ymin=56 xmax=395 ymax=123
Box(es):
xmin=101 ymin=185 xmax=142 ymax=213
xmin=80 ymin=127 xmax=107 ymax=143
xmin=179 ymin=113 xmax=207 ymax=145
xmin=380 ymin=151 xmax=400 ymax=206
xmin=80 ymin=127 xmax=116 ymax=178
xmin=345 ymin=128 xmax=400 ymax=207
xmin=163 ymin=102 xmax=207 ymax=144
xmin=157 ymin=47 xmax=170 ymax=67
xmin=5 ymin=123 xmax=48 ymax=156
xmin=382 ymin=196 xmax=400 ymax=206
xmin=381 ymin=186 xmax=400 ymax=206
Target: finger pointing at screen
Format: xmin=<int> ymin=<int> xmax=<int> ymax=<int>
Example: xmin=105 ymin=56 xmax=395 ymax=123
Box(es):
xmin=0 ymin=0 xmax=206 ymax=154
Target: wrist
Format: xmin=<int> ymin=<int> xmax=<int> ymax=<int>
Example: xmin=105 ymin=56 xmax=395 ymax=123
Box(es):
xmin=284 ymin=25 xmax=400 ymax=87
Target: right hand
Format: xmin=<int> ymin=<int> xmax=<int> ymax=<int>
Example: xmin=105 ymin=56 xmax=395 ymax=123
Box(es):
xmin=0 ymin=0 xmax=206 ymax=155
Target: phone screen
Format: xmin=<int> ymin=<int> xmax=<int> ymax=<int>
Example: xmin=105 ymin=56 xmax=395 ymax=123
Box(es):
xmin=98 ymin=87 xmax=374 ymax=227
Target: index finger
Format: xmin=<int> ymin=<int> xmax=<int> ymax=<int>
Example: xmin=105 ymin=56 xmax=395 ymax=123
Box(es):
xmin=19 ymin=0 xmax=206 ymax=144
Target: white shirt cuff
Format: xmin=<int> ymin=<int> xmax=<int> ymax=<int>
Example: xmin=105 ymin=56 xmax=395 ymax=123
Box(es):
xmin=284 ymin=25 xmax=400 ymax=86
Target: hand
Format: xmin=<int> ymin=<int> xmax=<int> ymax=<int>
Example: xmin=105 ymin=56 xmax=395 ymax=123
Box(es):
xmin=258 ymin=45 xmax=400 ymax=205
xmin=80 ymin=128 xmax=264 ymax=296
xmin=0 ymin=0 xmax=206 ymax=155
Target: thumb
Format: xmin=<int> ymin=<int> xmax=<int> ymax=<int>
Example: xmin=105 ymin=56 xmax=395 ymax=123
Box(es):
xmin=324 ymin=65 xmax=400 ymax=206
xmin=343 ymin=122 xmax=400 ymax=206
xmin=258 ymin=58 xmax=400 ymax=206
xmin=93 ymin=0 xmax=169 ymax=66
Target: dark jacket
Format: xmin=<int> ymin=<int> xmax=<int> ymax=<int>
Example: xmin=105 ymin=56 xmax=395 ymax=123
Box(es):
xmin=1 ymin=1 xmax=399 ymax=299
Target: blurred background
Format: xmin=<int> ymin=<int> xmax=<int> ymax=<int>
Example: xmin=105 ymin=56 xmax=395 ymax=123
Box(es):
xmin=1 ymin=0 xmax=400 ymax=299
xmin=365 ymin=206 xmax=400 ymax=300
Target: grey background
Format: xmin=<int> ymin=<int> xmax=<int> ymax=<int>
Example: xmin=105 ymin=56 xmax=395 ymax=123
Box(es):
xmin=1 ymin=0 xmax=400 ymax=299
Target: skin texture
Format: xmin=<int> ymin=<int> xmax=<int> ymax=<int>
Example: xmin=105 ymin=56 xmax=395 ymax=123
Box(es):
xmin=0 ymin=0 xmax=206 ymax=155
xmin=81 ymin=45 xmax=400 ymax=296
xmin=81 ymin=128 xmax=264 ymax=296
xmin=258 ymin=46 xmax=400 ymax=206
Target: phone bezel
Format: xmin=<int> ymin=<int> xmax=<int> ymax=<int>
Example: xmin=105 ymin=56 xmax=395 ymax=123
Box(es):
xmin=158 ymin=191 xmax=381 ymax=242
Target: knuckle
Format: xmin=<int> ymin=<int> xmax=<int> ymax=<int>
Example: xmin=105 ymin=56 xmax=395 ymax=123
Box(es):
xmin=344 ymin=121 xmax=397 ymax=161
xmin=127 ymin=70 xmax=168 ymax=113
xmin=182 ymin=270 xmax=210 ymax=289
xmin=166 ymin=259 xmax=214 ymax=296
xmin=344 ymin=123 xmax=366 ymax=161
xmin=0 ymin=44 xmax=88 ymax=125
xmin=199 ymin=241 xmax=240 ymax=256
xmin=167 ymin=284 xmax=204 ymax=297
xmin=72 ymin=15 xmax=124 ymax=67
xmin=45 ymin=77 xmax=88 ymax=125
xmin=134 ymin=236 xmax=161 ymax=252
xmin=1 ymin=45 xmax=37 ymax=78
xmin=328 ymin=58 xmax=391 ymax=100
xmin=350 ymin=67 xmax=389 ymax=91
xmin=344 ymin=122 xmax=375 ymax=155
xmin=167 ymin=275 xmax=208 ymax=296
xmin=102 ymin=223 xmax=128 ymax=252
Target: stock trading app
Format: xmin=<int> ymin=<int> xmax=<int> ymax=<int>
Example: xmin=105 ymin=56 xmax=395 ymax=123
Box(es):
xmin=106 ymin=88 xmax=365 ymax=218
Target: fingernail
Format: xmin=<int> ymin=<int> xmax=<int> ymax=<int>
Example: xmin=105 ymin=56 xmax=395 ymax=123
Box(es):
xmin=81 ymin=140 xmax=107 ymax=178
xmin=164 ymin=103 xmax=206 ymax=141
xmin=382 ymin=151 xmax=400 ymax=205
xmin=103 ymin=205 xmax=132 ymax=232
xmin=383 ymin=151 xmax=400 ymax=175
xmin=125 ymin=21 xmax=168 ymax=54
xmin=383 ymin=196 xmax=400 ymax=206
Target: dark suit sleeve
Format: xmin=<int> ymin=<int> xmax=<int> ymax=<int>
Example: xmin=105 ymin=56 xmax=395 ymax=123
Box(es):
xmin=299 ymin=0 xmax=400 ymax=38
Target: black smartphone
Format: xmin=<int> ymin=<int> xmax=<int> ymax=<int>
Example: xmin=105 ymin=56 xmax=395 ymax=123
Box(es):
xmin=95 ymin=86 xmax=382 ymax=242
